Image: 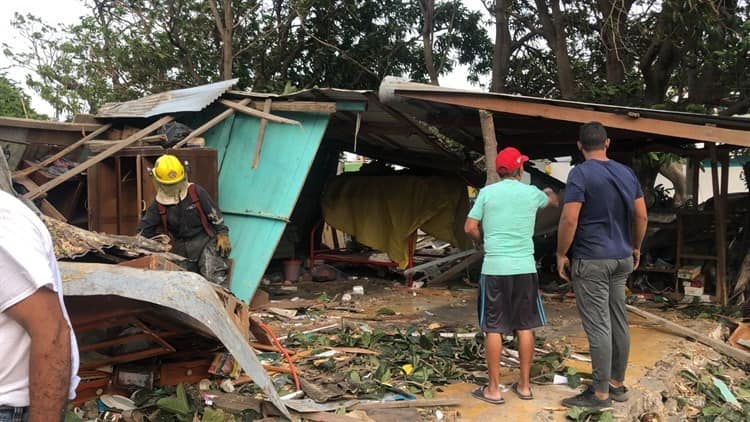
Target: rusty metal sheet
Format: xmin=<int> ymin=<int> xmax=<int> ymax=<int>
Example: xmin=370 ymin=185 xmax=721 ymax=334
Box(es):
xmin=58 ymin=261 xmax=290 ymax=419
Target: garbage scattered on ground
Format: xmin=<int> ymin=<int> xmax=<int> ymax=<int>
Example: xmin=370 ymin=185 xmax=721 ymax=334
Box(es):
xmin=673 ymin=365 xmax=750 ymax=420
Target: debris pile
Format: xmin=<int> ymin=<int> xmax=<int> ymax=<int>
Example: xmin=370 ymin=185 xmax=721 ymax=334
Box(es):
xmin=674 ymin=366 xmax=750 ymax=420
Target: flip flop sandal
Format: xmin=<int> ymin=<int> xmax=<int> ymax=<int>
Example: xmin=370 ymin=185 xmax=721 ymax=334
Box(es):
xmin=511 ymin=382 xmax=534 ymax=400
xmin=471 ymin=386 xmax=505 ymax=405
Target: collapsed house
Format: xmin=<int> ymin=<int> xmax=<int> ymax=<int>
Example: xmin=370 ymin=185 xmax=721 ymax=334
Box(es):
xmin=1 ymin=77 xmax=749 ymax=419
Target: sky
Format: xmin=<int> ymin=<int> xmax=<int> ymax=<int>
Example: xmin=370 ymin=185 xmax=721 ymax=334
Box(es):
xmin=0 ymin=0 xmax=490 ymax=119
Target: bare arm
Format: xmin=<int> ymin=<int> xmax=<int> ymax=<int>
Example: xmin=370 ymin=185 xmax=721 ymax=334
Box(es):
xmin=631 ymin=197 xmax=648 ymax=270
xmin=543 ymin=188 xmax=560 ymax=208
xmin=556 ymin=202 xmax=582 ymax=281
xmin=6 ymin=287 xmax=71 ymax=422
xmin=464 ymin=218 xmax=482 ymax=245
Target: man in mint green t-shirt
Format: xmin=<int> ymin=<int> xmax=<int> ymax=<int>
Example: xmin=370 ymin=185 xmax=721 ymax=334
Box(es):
xmin=465 ymin=147 xmax=558 ymax=405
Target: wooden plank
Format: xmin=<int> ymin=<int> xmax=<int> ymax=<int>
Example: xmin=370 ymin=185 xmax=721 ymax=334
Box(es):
xmin=204 ymin=390 xmax=262 ymax=413
xmin=302 ymin=412 xmax=363 ymax=422
xmin=136 ymin=153 xmax=143 ymax=221
xmin=252 ymin=99 xmax=272 ymax=169
xmin=84 ymin=135 xmax=166 ymax=152
xmin=0 ymin=116 xmax=102 ymax=132
xmin=24 ymin=116 xmax=173 ymax=200
xmin=14 ymin=175 xmax=67 ymax=221
xmin=115 ymin=156 xmax=122 ymax=234
xmin=250 ymin=342 xmax=289 ymax=353
xmin=219 ymin=99 xmax=300 ymax=126
xmin=365 ymin=408 xmax=420 ymax=422
xmin=718 ymin=151 xmax=729 ymax=305
xmin=158 ymin=359 xmax=212 ymax=387
xmin=479 ymin=110 xmax=499 ymax=185
xmin=13 ymin=123 xmax=112 ymax=178
xmin=397 ymin=92 xmax=750 ymax=147
xmin=429 ymin=251 xmax=483 ymax=286
xmin=249 ymin=100 xmax=336 ymax=113
xmin=117 ymin=255 xmax=185 ymax=271
xmin=351 ymin=398 xmax=460 ymax=410
xmin=709 ymin=144 xmax=728 ymax=305
xmin=626 ymin=305 xmax=750 ymax=363
xmin=675 ymin=214 xmax=683 ymax=292
xmin=172 ymin=98 xmax=251 ymax=148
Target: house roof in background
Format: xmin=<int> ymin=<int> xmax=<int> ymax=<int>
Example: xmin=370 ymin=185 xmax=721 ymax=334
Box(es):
xmin=97 ymin=79 xmax=239 ymax=118
xmin=378 ymin=78 xmax=750 ymax=156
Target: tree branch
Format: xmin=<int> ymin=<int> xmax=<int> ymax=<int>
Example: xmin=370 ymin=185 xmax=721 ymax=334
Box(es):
xmin=293 ymin=6 xmax=378 ymax=79
xmin=207 ymin=0 xmax=225 ymax=35
xmin=436 ymin=0 xmax=459 ymax=76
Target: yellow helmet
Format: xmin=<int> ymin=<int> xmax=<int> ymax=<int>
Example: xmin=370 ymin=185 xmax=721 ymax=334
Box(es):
xmin=152 ymin=154 xmax=185 ymax=185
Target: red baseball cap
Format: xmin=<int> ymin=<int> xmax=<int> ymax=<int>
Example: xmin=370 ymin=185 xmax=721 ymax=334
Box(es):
xmin=495 ymin=147 xmax=529 ymax=174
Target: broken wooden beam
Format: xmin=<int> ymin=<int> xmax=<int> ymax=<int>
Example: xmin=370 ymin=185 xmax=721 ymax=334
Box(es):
xmin=479 ymin=110 xmax=499 ymax=186
xmin=219 ymin=99 xmax=300 ymax=126
xmin=252 ymin=99 xmax=272 ymax=169
xmin=172 ymin=98 xmax=252 ymax=148
xmin=13 ymin=123 xmax=112 ymax=178
xmin=429 ymin=251 xmax=483 ymax=285
xmin=403 ymin=248 xmax=478 ymax=278
xmin=249 ymin=100 xmax=336 ymax=113
xmin=626 ymin=304 xmax=750 ymax=363
xmin=14 ymin=175 xmax=67 ymax=221
xmin=351 ymin=398 xmax=460 ymax=410
xmin=250 ymin=342 xmax=293 ymax=354
xmin=25 ymin=116 xmax=173 ymax=200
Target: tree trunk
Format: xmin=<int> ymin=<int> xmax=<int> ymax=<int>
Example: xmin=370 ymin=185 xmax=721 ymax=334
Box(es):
xmin=535 ymin=0 xmax=576 ymax=99
xmin=209 ymin=0 xmax=234 ymax=80
xmin=596 ymin=0 xmax=634 ymax=86
xmin=631 ymin=156 xmax=660 ymax=208
xmin=550 ymin=0 xmax=575 ymax=99
xmin=640 ymin=13 xmax=678 ymax=106
xmin=222 ymin=0 xmax=233 ymax=80
xmin=659 ymin=161 xmax=687 ymax=207
xmin=491 ymin=0 xmax=511 ymax=93
xmin=419 ymin=0 xmax=439 ymax=85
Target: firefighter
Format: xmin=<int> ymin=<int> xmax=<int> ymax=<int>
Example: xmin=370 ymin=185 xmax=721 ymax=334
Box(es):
xmin=137 ymin=154 xmax=231 ymax=286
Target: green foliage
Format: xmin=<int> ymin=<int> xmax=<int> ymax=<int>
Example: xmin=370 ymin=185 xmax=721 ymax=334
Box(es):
xmin=376 ymin=307 xmax=396 ymax=316
xmin=3 ymin=0 xmax=490 ymax=115
xmin=0 ymin=74 xmax=45 ymax=119
xmin=4 ymin=0 xmax=749 ymax=117
xmin=677 ymin=367 xmax=750 ymax=421
xmin=156 ymin=383 xmax=194 ymax=421
xmin=566 ymin=406 xmax=614 ymax=422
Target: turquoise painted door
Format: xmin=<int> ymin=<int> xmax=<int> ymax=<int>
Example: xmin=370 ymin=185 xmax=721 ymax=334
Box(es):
xmin=204 ymin=112 xmax=331 ymax=301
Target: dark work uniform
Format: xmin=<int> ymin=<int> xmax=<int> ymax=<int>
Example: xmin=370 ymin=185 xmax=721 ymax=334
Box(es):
xmin=137 ymin=183 xmax=229 ymax=283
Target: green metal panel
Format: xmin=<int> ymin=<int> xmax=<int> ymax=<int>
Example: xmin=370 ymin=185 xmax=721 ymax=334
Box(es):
xmin=204 ymin=112 xmax=331 ymax=301
xmin=335 ymin=101 xmax=368 ymax=112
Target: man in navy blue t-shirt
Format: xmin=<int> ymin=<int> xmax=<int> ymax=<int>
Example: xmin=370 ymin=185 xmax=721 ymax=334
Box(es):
xmin=556 ymin=122 xmax=648 ymax=409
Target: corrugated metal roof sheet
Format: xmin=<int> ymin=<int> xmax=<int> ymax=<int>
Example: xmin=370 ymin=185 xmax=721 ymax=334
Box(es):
xmin=97 ymin=79 xmax=239 ymax=118
xmin=227 ymin=88 xmax=471 ymax=172
xmin=381 ymin=78 xmax=750 ymax=132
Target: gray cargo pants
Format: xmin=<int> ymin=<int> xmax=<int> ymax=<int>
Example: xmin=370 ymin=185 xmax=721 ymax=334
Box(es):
xmin=572 ymin=257 xmax=633 ymax=393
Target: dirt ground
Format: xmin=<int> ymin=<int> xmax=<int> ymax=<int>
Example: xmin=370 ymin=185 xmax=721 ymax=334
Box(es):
xmin=259 ymin=277 xmax=748 ymax=421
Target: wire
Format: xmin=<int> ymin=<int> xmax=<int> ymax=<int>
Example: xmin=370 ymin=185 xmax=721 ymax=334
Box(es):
xmin=257 ymin=322 xmax=301 ymax=391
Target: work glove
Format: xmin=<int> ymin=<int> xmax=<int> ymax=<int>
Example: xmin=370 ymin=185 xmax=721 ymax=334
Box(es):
xmin=216 ymin=232 xmax=232 ymax=258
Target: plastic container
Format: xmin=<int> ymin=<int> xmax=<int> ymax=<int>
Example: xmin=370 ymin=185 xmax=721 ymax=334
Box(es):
xmin=283 ymin=259 xmax=302 ymax=281
xmin=684 ymin=286 xmax=704 ymax=296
